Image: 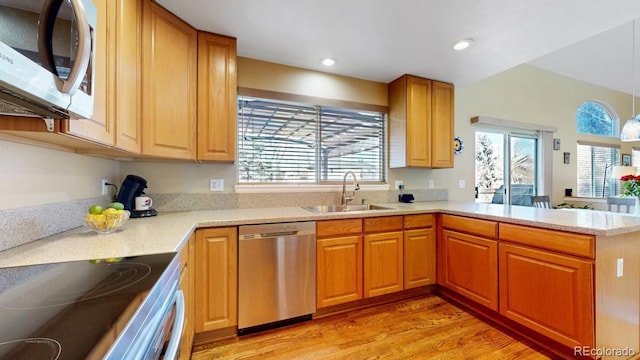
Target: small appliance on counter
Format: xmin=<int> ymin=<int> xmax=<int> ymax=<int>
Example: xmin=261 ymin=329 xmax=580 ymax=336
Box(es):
xmin=398 ymin=184 xmax=414 ymax=203
xmin=116 ymin=175 xmax=158 ymax=218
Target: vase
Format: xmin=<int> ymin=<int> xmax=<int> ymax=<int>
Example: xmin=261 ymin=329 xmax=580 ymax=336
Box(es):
xmin=635 ymin=197 xmax=640 ymax=216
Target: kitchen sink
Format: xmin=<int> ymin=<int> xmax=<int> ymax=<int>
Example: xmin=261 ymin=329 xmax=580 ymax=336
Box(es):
xmin=303 ymin=204 xmax=392 ymax=213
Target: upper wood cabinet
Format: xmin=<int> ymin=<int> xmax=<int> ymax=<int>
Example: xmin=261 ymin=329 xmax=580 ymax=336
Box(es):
xmin=142 ymin=0 xmax=197 ymax=159
xmin=388 ymin=75 xmax=454 ymax=168
xmin=60 ymin=0 xmax=113 ymax=146
xmin=197 ymin=32 xmax=237 ymax=162
xmin=112 ymin=0 xmax=142 ymax=153
xmin=61 ymin=0 xmax=141 ymax=154
xmin=430 ymin=81 xmax=454 ymax=168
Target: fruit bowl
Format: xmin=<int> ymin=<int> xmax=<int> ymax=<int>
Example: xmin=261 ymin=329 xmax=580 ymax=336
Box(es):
xmin=83 ymin=210 xmax=130 ymax=235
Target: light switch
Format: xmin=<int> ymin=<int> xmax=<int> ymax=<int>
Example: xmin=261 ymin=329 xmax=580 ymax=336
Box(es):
xmin=458 ymin=179 xmax=466 ymax=189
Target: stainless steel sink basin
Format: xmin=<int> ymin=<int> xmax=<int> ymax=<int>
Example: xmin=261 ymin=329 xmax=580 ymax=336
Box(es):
xmin=303 ymin=204 xmax=392 ymax=213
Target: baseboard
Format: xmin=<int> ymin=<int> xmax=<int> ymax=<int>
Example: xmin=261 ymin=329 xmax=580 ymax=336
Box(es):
xmin=313 ymin=285 xmax=435 ymax=319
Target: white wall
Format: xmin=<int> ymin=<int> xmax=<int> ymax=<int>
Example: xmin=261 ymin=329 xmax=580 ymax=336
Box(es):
xmin=119 ymin=161 xmax=235 ymax=193
xmin=3 ymin=62 xmax=636 ymax=209
xmin=448 ymin=64 xmax=634 ymax=204
xmin=0 ymin=139 xmax=119 ymax=210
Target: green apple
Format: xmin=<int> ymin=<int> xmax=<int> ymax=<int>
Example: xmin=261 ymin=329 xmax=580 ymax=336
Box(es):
xmin=107 ymin=202 xmax=125 ymax=210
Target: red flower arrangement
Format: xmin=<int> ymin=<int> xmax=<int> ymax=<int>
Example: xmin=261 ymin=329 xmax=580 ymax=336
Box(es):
xmin=620 ymin=174 xmax=640 ymax=196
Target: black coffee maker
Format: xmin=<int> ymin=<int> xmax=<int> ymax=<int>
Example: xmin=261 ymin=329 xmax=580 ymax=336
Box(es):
xmin=116 ymin=175 xmax=158 ymax=218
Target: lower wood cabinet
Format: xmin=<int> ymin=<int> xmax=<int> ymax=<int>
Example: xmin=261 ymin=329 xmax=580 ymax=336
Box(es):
xmin=316 ymin=219 xmax=363 ymax=308
xmin=499 ymin=242 xmax=594 ymax=349
xmin=363 ymin=216 xmax=404 ymax=298
xmin=403 ymin=214 xmax=435 ymax=289
xmin=317 ymin=215 xmax=436 ymax=308
xmin=194 ymin=227 xmax=237 ymax=332
xmin=178 ymin=234 xmax=195 ymax=360
xmin=441 ymin=229 xmax=498 ymax=311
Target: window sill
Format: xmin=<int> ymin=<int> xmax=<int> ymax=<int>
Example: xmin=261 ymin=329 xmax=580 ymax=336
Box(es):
xmin=234 ymin=183 xmax=390 ymax=193
xmin=563 ymin=196 xmax=606 ymax=203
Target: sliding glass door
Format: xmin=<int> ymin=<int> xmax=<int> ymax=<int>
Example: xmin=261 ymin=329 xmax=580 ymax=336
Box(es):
xmin=475 ymin=129 xmax=539 ymax=206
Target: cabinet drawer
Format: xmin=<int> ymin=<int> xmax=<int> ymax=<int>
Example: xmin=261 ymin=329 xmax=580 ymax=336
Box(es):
xmin=441 ymin=214 xmax=498 ymax=239
xmin=404 ymin=214 xmax=435 ymax=229
xmin=499 ymin=223 xmax=594 ymax=259
xmin=364 ymin=216 xmax=403 ymax=233
xmin=317 ymin=219 xmax=362 ymax=237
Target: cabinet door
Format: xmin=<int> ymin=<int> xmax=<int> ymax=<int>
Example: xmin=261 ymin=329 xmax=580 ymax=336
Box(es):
xmin=406 ymin=76 xmax=432 ymax=167
xmin=195 ymin=227 xmax=237 ymax=332
xmin=364 ymin=231 xmax=403 ymax=297
xmin=403 ymin=227 xmax=435 ymax=289
xmin=442 ymin=229 xmax=498 ymax=310
xmin=61 ymin=0 xmax=114 ymax=145
xmin=316 ymin=235 xmax=363 ymax=308
xmin=179 ymin=235 xmax=195 ymax=360
xmin=142 ymin=0 xmax=197 ymax=159
xmin=197 ymin=32 xmax=237 ymax=161
xmin=430 ymin=81 xmax=454 ymax=168
xmin=499 ymin=243 xmax=594 ymax=348
xmin=113 ymin=0 xmax=142 ymax=153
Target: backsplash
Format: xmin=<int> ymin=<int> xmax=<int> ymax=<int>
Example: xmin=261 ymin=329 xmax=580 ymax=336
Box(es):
xmin=0 ymin=195 xmax=113 ymax=253
xmin=149 ymin=189 xmax=448 ymax=212
xmin=1 ymin=189 xmax=447 ymax=252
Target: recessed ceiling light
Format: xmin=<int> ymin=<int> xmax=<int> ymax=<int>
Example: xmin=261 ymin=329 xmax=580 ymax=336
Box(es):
xmin=452 ymin=38 xmax=473 ymax=51
xmin=320 ymin=57 xmax=336 ymax=66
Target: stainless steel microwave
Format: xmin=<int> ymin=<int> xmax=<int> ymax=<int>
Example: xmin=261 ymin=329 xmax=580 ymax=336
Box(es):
xmin=0 ymin=0 xmax=96 ymax=119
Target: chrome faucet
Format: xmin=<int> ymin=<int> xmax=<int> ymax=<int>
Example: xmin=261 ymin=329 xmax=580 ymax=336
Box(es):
xmin=342 ymin=171 xmax=360 ymax=207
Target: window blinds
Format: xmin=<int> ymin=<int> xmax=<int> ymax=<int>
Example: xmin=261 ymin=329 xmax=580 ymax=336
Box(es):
xmin=238 ymin=97 xmax=385 ymax=183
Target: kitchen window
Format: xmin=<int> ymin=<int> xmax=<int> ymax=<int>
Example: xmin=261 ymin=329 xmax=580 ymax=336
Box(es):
xmin=576 ymin=141 xmax=621 ymax=197
xmin=237 ymin=94 xmax=386 ymax=184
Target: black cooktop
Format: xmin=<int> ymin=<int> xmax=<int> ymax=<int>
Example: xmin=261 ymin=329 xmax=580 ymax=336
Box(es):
xmin=0 ymin=253 xmax=175 ymax=360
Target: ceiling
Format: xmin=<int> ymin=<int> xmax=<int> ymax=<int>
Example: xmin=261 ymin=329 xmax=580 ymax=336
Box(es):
xmin=157 ymin=0 xmax=640 ymax=93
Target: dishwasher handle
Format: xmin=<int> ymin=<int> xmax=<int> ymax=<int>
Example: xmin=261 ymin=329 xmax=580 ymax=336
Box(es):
xmin=260 ymin=231 xmax=299 ymax=237
xmin=239 ymin=222 xmax=316 ymax=240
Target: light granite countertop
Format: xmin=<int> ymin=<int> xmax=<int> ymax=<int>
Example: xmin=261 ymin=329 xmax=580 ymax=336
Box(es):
xmin=2 ymin=200 xmax=640 ymax=269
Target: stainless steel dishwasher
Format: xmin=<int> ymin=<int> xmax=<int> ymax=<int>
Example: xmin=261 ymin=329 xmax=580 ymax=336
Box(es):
xmin=238 ymin=221 xmax=316 ymax=335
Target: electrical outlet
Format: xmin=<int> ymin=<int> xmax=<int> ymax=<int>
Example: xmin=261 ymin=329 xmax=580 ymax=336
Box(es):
xmin=101 ymin=179 xmax=109 ymax=195
xmin=616 ymin=258 xmax=624 ymax=277
xmin=395 ymin=180 xmax=404 ymax=190
xmin=210 ymin=179 xmax=224 ymax=192
xmin=458 ymin=179 xmax=466 ymax=189
xmin=428 ymin=180 xmax=434 ymax=189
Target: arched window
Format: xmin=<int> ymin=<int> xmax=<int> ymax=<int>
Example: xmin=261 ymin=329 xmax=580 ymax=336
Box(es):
xmin=576 ymin=101 xmax=619 ymax=137
xmin=576 ymin=101 xmax=621 ymax=197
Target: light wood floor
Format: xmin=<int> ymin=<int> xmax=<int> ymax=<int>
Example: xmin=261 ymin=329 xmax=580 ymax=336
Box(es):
xmin=191 ymin=294 xmax=555 ymax=359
